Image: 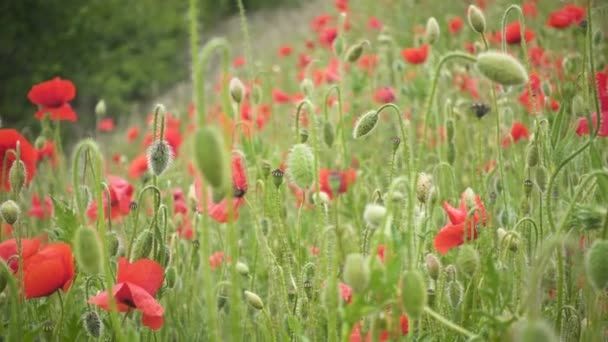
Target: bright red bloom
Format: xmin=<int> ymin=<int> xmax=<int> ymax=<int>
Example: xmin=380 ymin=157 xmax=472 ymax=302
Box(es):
xmin=272 ymin=88 xmax=292 ymax=104
xmin=576 ymin=69 xmax=608 ymax=137
xmin=22 ymin=242 xmax=74 ymax=299
xmin=434 ymin=191 xmax=487 ymax=255
xmin=547 ymin=4 xmax=585 ymax=29
xmin=449 ymin=17 xmax=464 ymax=34
xmin=368 ymin=16 xmax=383 ymax=30
xmin=36 ymin=140 xmax=57 ymax=167
xmin=233 ymin=56 xmax=246 ymax=68
xmin=320 ymin=26 xmax=338 ymax=47
xmin=401 ymin=44 xmax=429 ymax=64
xmin=335 ymin=0 xmax=348 ymax=12
xmin=97 ymin=118 xmax=115 ymax=132
xmin=510 ymin=121 xmax=530 ymax=142
xmin=89 ymin=257 xmax=164 ymax=330
xmin=87 ymin=175 xmax=134 ymax=221
xmin=373 ymin=87 xmax=396 ymax=104
xmin=0 ymin=129 xmax=37 ymax=191
xmin=0 ymin=237 xmax=40 ymax=273
xmin=28 ymin=195 xmax=53 ymax=220
xmin=278 ymin=45 xmax=293 ymax=57
xmin=504 ymin=22 xmax=535 ymax=45
xmin=311 ymin=14 xmax=333 ymax=32
xmin=128 ymin=153 xmax=149 ymax=179
xmin=522 ymin=2 xmax=538 ymax=18
xmin=127 ymin=127 xmax=140 ymax=142
xmin=319 ymin=168 xmax=357 ymax=199
xmin=28 ymin=77 xmax=77 ymax=121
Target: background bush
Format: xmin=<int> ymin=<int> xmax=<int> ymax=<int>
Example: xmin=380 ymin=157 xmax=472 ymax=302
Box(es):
xmin=0 ymin=0 xmax=298 ymax=132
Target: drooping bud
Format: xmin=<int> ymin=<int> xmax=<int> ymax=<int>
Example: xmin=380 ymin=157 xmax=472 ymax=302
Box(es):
xmin=333 ymin=35 xmax=345 ymax=56
xmin=416 ymin=172 xmax=434 ymax=204
xmin=95 ymin=99 xmax=107 ymax=118
xmin=345 ymin=41 xmax=366 ymax=63
xmin=535 ymin=166 xmax=547 ymax=192
xmin=463 ymin=187 xmax=476 ymax=209
xmin=526 ymin=143 xmax=539 ymax=167
xmin=74 ymin=226 xmax=103 ymax=274
xmin=467 ymin=5 xmax=486 ymax=34
xmin=244 ymin=290 xmax=264 ymax=310
xmin=147 ymin=140 xmax=173 ymax=176
xmin=131 ymin=230 xmax=154 ymax=261
xmin=229 ymin=77 xmax=245 ymax=104
xmin=353 ymin=110 xmax=379 ymax=139
xmin=425 ymin=253 xmax=441 ymax=281
xmin=165 ymin=266 xmax=178 ymax=288
xmin=323 ymin=121 xmax=334 ymax=147
xmin=0 ymin=200 xmax=20 ymax=225
xmin=400 ymin=270 xmax=427 ymax=319
xmin=236 ymin=261 xmax=250 ymax=276
xmin=446 ymin=280 xmax=464 ymax=308
xmin=286 ymin=144 xmax=314 ymax=190
xmin=194 ymin=126 xmax=230 ymax=190
xmin=497 ymin=228 xmax=519 ymax=252
xmin=585 ymin=240 xmax=608 ymax=292
xmin=82 ymin=311 xmax=103 ymax=338
xmin=107 ymin=231 xmax=121 ymax=257
xmin=513 ymin=319 xmax=559 ymax=342
xmin=476 ymin=51 xmax=528 ymax=86
xmin=343 ymin=253 xmax=370 ymax=294
xmin=9 ymin=159 xmax=26 ymax=194
xmin=425 ymin=17 xmax=440 ymax=44
xmin=363 ymin=203 xmax=387 ymax=227
xmin=271 ymin=169 xmax=284 ymax=189
xmin=456 ymin=245 xmax=480 ymax=278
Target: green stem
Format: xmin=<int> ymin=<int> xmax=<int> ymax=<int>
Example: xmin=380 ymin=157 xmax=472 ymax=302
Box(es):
xmin=424 ymin=306 xmax=476 ymax=338
xmin=196 ymin=38 xmax=233 ymax=127
xmin=324 ymin=84 xmax=348 ymax=165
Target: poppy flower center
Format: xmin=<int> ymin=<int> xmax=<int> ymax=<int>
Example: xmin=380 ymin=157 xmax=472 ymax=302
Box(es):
xmin=234 ymin=187 xmax=246 ymax=198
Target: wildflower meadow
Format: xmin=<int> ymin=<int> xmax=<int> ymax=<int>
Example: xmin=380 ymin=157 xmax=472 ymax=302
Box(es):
xmin=1 ymin=0 xmax=607 ymax=341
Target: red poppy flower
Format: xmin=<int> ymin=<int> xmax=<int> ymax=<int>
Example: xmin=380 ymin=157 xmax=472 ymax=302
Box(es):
xmin=358 ymin=54 xmax=378 ymax=74
xmin=0 ymin=237 xmax=41 ymax=273
xmin=89 ymin=257 xmax=164 ymax=330
xmin=504 ymin=22 xmax=535 ymax=45
xmin=126 ymin=127 xmax=140 ymax=142
xmin=518 ymin=72 xmax=545 ymax=113
xmin=21 ymin=242 xmax=74 ymax=299
xmin=401 ymin=44 xmax=429 ymax=64
xmin=298 ymin=53 xmax=313 ymax=69
xmin=97 ymin=118 xmax=115 ymax=132
xmin=335 ymin=0 xmax=348 ymax=12
xmin=547 ymin=4 xmax=585 ymax=29
xmin=510 ymin=121 xmax=530 ymax=142
xmin=173 ymin=188 xmax=188 ymax=215
xmin=28 ymin=77 xmax=78 ymax=121
xmin=232 ymin=56 xmax=246 ymax=68
xmin=36 ymin=140 xmax=57 ymax=168
xmin=272 ymin=88 xmax=292 ymax=104
xmin=449 ymin=17 xmax=464 ymax=34
xmin=339 ymin=282 xmax=352 ymax=304
xmin=522 ymin=1 xmax=537 ymax=18
xmin=28 ymin=195 xmax=53 ymax=220
xmin=278 ymin=45 xmax=293 ymax=57
xmin=176 ymin=215 xmax=194 ymax=240
xmin=434 ymin=191 xmax=487 ymax=255
xmin=349 ymin=315 xmax=408 ymax=342
xmin=320 ymin=26 xmax=338 ymax=47
xmin=0 ymin=129 xmax=38 ymax=191
xmin=368 ymin=16 xmax=383 ymax=30
xmin=195 ymin=153 xmax=248 ymax=223
xmin=128 ymin=153 xmax=149 ymax=179
xmin=87 ymin=175 xmax=134 ymax=221
xmin=319 ymin=168 xmax=357 ymax=199
xmin=209 ymin=251 xmax=230 ymax=270
xmin=373 ymin=87 xmax=396 ymax=104
xmin=576 ymin=69 xmax=608 ymax=137
xmin=453 ymin=74 xmax=480 ymax=99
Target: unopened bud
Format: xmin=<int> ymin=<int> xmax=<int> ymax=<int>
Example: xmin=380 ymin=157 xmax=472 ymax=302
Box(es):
xmin=456 ymin=245 xmax=480 ymax=277
xmin=526 ymin=143 xmax=539 ymax=167
xmin=345 ymin=41 xmax=366 ymax=63
xmin=9 ymin=159 xmax=26 ymax=193
xmin=467 ymin=5 xmax=486 ymax=34
xmin=0 ymin=200 xmax=20 ymax=225
xmin=463 ymin=187 xmax=476 ymax=209
xmin=194 ymin=126 xmax=230 ymax=190
xmin=229 ymin=77 xmax=245 ymax=104
xmin=343 ymin=253 xmax=370 ymax=294
xmin=82 ymin=311 xmax=103 ymax=338
xmin=536 ymin=166 xmax=547 ymax=192
xmin=131 ymin=230 xmax=154 ymax=261
xmin=400 ymin=270 xmax=427 ymax=319
xmin=236 ymin=261 xmax=250 ymax=276
xmin=446 ymin=119 xmax=455 ymax=142
xmin=476 ymin=51 xmax=528 ymax=86
xmin=95 ymin=99 xmax=106 ymax=118
xmin=391 ymin=136 xmax=401 ymax=152
xmin=244 ymin=290 xmax=264 ymax=310
xmin=74 ymin=226 xmax=103 ymax=274
xmin=497 ymin=228 xmax=519 ymax=252
xmin=165 ymin=266 xmax=178 ymax=288
xmin=363 ymin=203 xmax=387 ymax=227
xmin=260 ymin=160 xmax=271 ymax=179
xmin=323 ymin=121 xmax=334 ymax=147
xmin=286 ymin=144 xmax=314 ymax=189
xmin=585 ymin=240 xmax=608 ymax=292
xmin=107 ymin=231 xmax=121 ymax=257
xmin=425 ymin=17 xmax=440 ymax=44
xmin=147 ymin=140 xmax=173 ymax=176
xmin=353 ymin=110 xmax=379 ymax=139
xmin=425 ymin=254 xmax=441 ymax=281
xmin=416 ymin=172 xmax=434 ymax=204
xmin=446 ymin=280 xmax=464 ymax=308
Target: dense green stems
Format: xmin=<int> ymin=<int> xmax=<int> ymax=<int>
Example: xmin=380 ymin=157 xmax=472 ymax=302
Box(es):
xmin=190 ymin=0 xmax=201 ymax=121
xmin=376 ymin=103 xmax=411 ymax=178
xmin=489 ymin=82 xmax=509 ymax=211
xmin=236 ymin=0 xmax=253 ymax=82
xmin=196 ymin=38 xmax=233 ymax=127
xmin=586 ymin=0 xmax=602 ymax=137
xmin=324 ymin=84 xmax=348 ymax=165
xmin=424 ymin=306 xmax=476 ymax=338
xmin=126 ymin=185 xmax=161 ymax=260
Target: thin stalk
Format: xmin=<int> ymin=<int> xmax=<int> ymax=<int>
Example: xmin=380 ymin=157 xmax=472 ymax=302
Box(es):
xmin=424 ymin=306 xmax=476 ymax=338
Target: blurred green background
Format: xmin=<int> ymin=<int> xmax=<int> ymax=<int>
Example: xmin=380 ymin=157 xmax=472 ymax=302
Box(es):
xmin=0 ymin=0 xmax=298 ymax=131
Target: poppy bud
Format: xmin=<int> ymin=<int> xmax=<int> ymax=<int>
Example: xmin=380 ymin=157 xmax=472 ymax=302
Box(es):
xmin=323 ymin=121 xmax=334 ymax=147
xmin=416 ymin=172 xmax=434 ymax=204
xmin=446 ymin=280 xmax=464 ymax=308
xmin=425 ymin=17 xmax=440 ymax=44
xmin=260 ymin=160 xmax=271 ymax=179
xmin=343 ymin=253 xmax=370 ymax=294
xmin=0 ymin=261 xmax=9 ymax=293
xmin=523 ymin=179 xmax=533 ymax=197
xmin=165 ymin=266 xmax=178 ymax=288
xmin=456 ymin=245 xmax=479 ymax=278
xmin=526 ymin=143 xmax=539 ymax=167
xmin=333 ymin=35 xmax=345 ymax=56
xmin=74 ymin=226 xmax=103 ymax=274
xmin=244 ymin=290 xmax=264 ymax=310
xmin=147 ymin=140 xmax=173 ymax=177
xmin=95 ymin=99 xmax=106 ymax=118
xmin=229 ymin=77 xmax=245 ymax=104
xmin=82 ymin=311 xmax=103 ymax=338
xmin=353 ymin=110 xmax=379 ymax=139
xmin=236 ymin=261 xmax=250 ymax=276
xmin=107 ymin=231 xmax=120 ymax=257
xmin=467 ymin=5 xmax=486 ymax=34
xmin=476 ymin=51 xmax=528 ymax=86
xmin=497 ymin=228 xmax=519 ymax=252
xmin=363 ymin=203 xmax=387 ymax=227
xmin=286 ymin=144 xmax=314 ymax=190
xmin=447 ymin=143 xmax=456 ymax=164
xmin=446 ymin=119 xmax=455 ymax=142
xmin=9 ymin=159 xmax=26 ymax=193
xmin=463 ymin=187 xmax=476 ymax=209
xmin=400 ymin=270 xmax=427 ymax=319
xmin=345 ymin=41 xmax=365 ymax=63
xmin=299 ymin=129 xmax=309 ymax=143
xmin=271 ymin=169 xmax=284 ymax=189
xmin=0 ymin=200 xmax=20 ymax=225
xmin=513 ymin=319 xmax=559 ymax=342
xmin=34 ymin=136 xmax=46 ymax=150
xmin=158 ymin=244 xmax=171 ymax=267
xmin=585 ymin=240 xmax=608 ymax=292
xmin=535 ymin=166 xmax=547 ymax=192
xmin=301 ymin=78 xmax=314 ymax=97
xmin=391 ymin=136 xmax=401 ymax=152
xmin=445 ymin=264 xmax=457 ymax=280
xmin=425 ymin=253 xmax=441 ymax=281
xmin=131 ymin=230 xmax=154 ymax=261
xmin=194 ymin=126 xmax=230 ymax=190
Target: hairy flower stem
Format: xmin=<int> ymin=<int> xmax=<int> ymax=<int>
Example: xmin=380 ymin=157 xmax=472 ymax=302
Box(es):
xmin=324 ymin=85 xmax=348 ymax=166
xmin=196 ymin=38 xmax=233 ymax=127
xmin=424 ymin=306 xmax=476 ymax=338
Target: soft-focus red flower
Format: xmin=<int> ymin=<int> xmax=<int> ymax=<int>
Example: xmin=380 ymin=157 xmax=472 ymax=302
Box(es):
xmin=0 ymin=129 xmax=37 ymax=191
xmin=528 ymin=46 xmax=550 ymax=69
xmin=173 ymin=188 xmax=188 ymax=215
xmin=320 ymin=26 xmax=338 ymax=47
xmin=28 ymin=77 xmax=77 ymax=121
xmin=547 ymin=4 xmax=585 ymax=29
xmin=401 ymin=44 xmax=429 ymax=64
xmin=339 ymin=282 xmax=352 ymax=304
xmin=28 ymin=195 xmax=53 ymax=220
xmin=0 ymin=237 xmax=40 ymax=273
xmin=176 ymin=215 xmax=194 ymax=240
xmin=335 ymin=0 xmax=348 ymax=12
xmin=126 ymin=127 xmax=140 ymax=142
xmin=576 ymin=69 xmax=608 ymax=137
xmin=278 ymin=45 xmax=293 ymax=57
xmin=518 ymin=72 xmax=545 ymax=113
xmin=97 ymin=118 xmax=115 ymax=132
xmin=298 ymin=53 xmax=313 ymax=69
xmin=319 ymin=168 xmax=357 ymax=199
xmin=89 ymin=257 xmax=164 ymax=330
xmin=434 ymin=191 xmax=487 ymax=255
xmin=87 ymin=175 xmax=134 ymax=221
xmin=232 ymin=56 xmax=246 ymax=68
xmin=453 ymin=73 xmax=480 ymax=99
xmin=36 ymin=140 xmax=57 ymax=167
xmin=21 ymin=242 xmax=74 ymax=299
xmin=209 ymin=251 xmax=230 ymax=270
xmin=449 ymin=17 xmax=464 ymax=34
xmin=311 ymin=14 xmax=333 ymax=32
xmin=522 ymin=2 xmax=538 ymax=18
xmin=373 ymin=87 xmax=396 ymax=104
xmin=272 ymin=88 xmax=292 ymax=104
xmin=510 ymin=121 xmax=530 ymax=142
xmin=504 ymin=22 xmax=535 ymax=45
xmin=128 ymin=153 xmax=149 ymax=179
xmin=358 ymin=54 xmax=378 ymax=74
xmin=368 ymin=16 xmax=383 ymax=30
xmin=349 ymin=315 xmax=408 ymax=342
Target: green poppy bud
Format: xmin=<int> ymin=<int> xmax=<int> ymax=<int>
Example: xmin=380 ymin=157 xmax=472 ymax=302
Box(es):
xmin=467 ymin=5 xmax=486 ymax=34
xmin=363 ymin=203 xmax=386 ymax=227
xmin=526 ymin=143 xmax=539 ymax=167
xmin=476 ymin=51 xmax=528 ymax=86
xmin=0 ymin=200 xmax=20 ymax=225
xmin=343 ymin=253 xmax=370 ymax=294
xmin=82 ymin=311 xmax=103 ymax=338
xmin=456 ymin=245 xmax=480 ymax=278
xmin=244 ymin=290 xmax=264 ymax=310
xmin=585 ymin=240 xmax=608 ymax=292
xmin=425 ymin=253 xmax=441 ymax=281
xmin=194 ymin=126 xmax=230 ymax=190
xmin=446 ymin=280 xmax=464 ymax=308
xmin=74 ymin=226 xmax=103 ymax=274
xmin=353 ymin=111 xmax=379 ymax=139
xmin=401 ymin=270 xmax=427 ymax=319
xmin=286 ymin=144 xmax=314 ymax=189
xmin=9 ymin=159 xmax=26 ymax=194
xmin=131 ymin=230 xmax=154 ymax=261
xmin=323 ymin=121 xmax=335 ymax=147
xmin=229 ymin=77 xmax=245 ymax=104
xmin=147 ymin=140 xmax=173 ymax=176
xmin=425 ymin=17 xmax=440 ymax=44
xmin=95 ymin=99 xmax=106 ymax=118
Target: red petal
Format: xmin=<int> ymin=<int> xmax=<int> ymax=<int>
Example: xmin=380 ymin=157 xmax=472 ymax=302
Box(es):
xmin=116 ymin=257 xmax=164 ymax=295
xmin=442 ymin=201 xmax=466 ymax=225
xmin=88 ymin=284 xmax=130 ymax=312
xmin=434 ymin=223 xmax=465 ymax=255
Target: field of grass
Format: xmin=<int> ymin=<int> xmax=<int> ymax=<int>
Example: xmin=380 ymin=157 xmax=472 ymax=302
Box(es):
xmin=1 ymin=0 xmax=608 ymax=341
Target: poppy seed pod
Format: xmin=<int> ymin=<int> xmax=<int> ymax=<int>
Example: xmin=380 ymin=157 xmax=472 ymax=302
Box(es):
xmin=476 ymin=51 xmax=528 ymax=86
xmin=456 ymin=245 xmax=480 ymax=277
xmin=513 ymin=319 xmax=559 ymax=342
xmin=343 ymin=253 xmax=370 ymax=294
xmin=194 ymin=126 xmax=230 ymax=190
xmin=401 ymin=270 xmax=427 ymax=319
xmin=229 ymin=77 xmax=245 ymax=104
xmin=467 ymin=5 xmax=486 ymax=34
xmin=363 ymin=203 xmax=387 ymax=227
xmin=147 ymin=140 xmax=173 ymax=176
xmin=244 ymin=290 xmax=264 ymax=310
xmin=353 ymin=110 xmax=379 ymax=139
xmin=286 ymin=144 xmax=314 ymax=190
xmin=425 ymin=17 xmax=440 ymax=44
xmin=271 ymin=169 xmax=284 ymax=189
xmin=585 ymin=240 xmax=608 ymax=292
xmin=82 ymin=311 xmax=103 ymax=338
xmin=74 ymin=226 xmax=103 ymax=274
xmin=131 ymin=230 xmax=154 ymax=261
xmin=9 ymin=159 xmax=26 ymax=193
xmin=95 ymin=99 xmax=106 ymax=118
xmin=0 ymin=200 xmax=20 ymax=225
